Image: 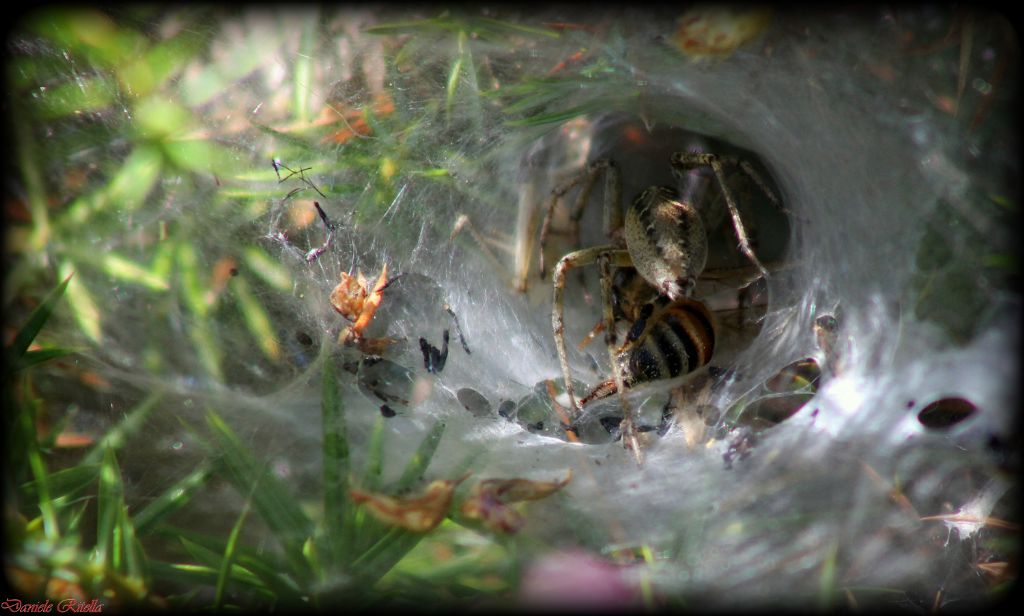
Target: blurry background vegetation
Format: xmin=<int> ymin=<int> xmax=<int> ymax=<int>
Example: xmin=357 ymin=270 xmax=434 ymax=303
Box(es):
xmin=4 ymin=6 xmax=639 ymax=610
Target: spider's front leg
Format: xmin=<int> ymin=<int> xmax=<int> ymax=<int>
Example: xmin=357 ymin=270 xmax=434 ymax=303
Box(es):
xmin=551 ymin=245 xmax=631 ymax=419
xmin=598 ymin=252 xmax=643 ymax=466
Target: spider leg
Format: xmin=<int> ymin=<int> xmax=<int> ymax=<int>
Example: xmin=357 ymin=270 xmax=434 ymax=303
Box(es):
xmin=513 ymin=180 xmax=542 ymax=293
xmin=450 ymin=213 xmax=516 ymax=288
xmin=734 ymin=159 xmax=780 ymax=207
xmin=568 ymin=159 xmax=622 ymax=253
xmin=599 ymin=252 xmax=643 ymax=466
xmin=735 ymin=159 xmax=806 ymax=224
xmin=551 ymin=245 xmax=631 ymax=417
xmin=539 ymin=159 xmax=620 ymax=279
xmin=671 ymin=152 xmax=770 ymax=279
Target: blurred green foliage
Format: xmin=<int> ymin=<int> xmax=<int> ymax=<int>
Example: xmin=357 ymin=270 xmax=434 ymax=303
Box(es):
xmin=4 ymin=7 xmax=548 ymax=609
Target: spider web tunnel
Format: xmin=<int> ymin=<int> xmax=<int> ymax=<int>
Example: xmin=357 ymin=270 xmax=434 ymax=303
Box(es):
xmin=303 ymin=13 xmax=1016 ymax=604
xmin=293 ymin=14 xmax=1017 ymax=603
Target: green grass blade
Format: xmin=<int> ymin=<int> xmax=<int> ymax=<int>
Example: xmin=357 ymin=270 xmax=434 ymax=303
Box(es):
xmin=101 ymin=252 xmax=171 ymax=291
xmin=458 ymin=32 xmax=484 ymax=133
xmin=15 ymin=398 xmax=60 ymax=540
xmin=303 ymin=536 xmax=321 ymax=580
xmin=250 ymin=121 xmax=321 ymax=151
xmin=19 ymin=464 xmax=100 ymax=505
xmin=9 ymin=274 xmax=72 ymax=361
xmin=321 ymin=356 xmax=349 ymax=564
xmin=152 ymin=526 xmax=302 ymax=600
xmin=162 ymin=139 xmax=240 ymax=176
xmin=132 ymin=464 xmax=213 ymax=534
xmin=65 ymin=144 xmax=164 ymax=225
xmin=347 ymin=419 xmax=447 ymax=572
xmin=449 ymin=446 xmax=487 ymax=480
xmin=391 ymin=420 xmax=446 ymax=492
xmin=36 ymin=403 xmax=80 ymax=451
xmin=214 ymin=495 xmax=255 ymax=610
xmin=361 ymin=416 xmax=386 ymax=491
xmin=177 ymin=25 xmax=286 ymax=107
xmin=232 ymin=275 xmax=281 ymax=362
xmin=94 ymin=447 xmax=124 ymax=570
xmin=12 ymin=101 xmax=51 ymax=251
xmin=189 ymin=320 xmax=223 ymax=382
xmin=36 ymin=75 xmax=119 ymax=120
xmin=366 ymin=14 xmax=558 ymax=40
xmin=117 ymin=26 xmax=204 ymax=97
xmin=29 ymin=8 xmax=145 ymax=67
xmin=150 ymin=560 xmax=276 ymax=602
xmin=351 ymin=416 xmax=388 ymax=558
xmin=242 ymin=247 xmax=293 ymax=292
xmin=65 ymin=501 xmax=91 ymax=535
xmin=58 ymin=262 xmax=102 ymax=344
xmin=505 ymin=102 xmax=605 ymax=127
xmin=176 ymin=243 xmax=223 ymax=380
xmin=83 ymin=391 xmax=162 ymax=465
xmin=119 ymin=503 xmax=146 ymax=580
xmin=176 ymin=241 xmax=209 ymax=316
xmin=205 ymin=411 xmax=314 ymax=575
xmin=444 ymin=30 xmax=466 ymax=121
xmin=354 ymin=528 xmax=426 ymax=589
xmin=293 ymin=13 xmax=316 ymax=124
xmin=473 ymin=16 xmax=561 ymax=38
xmin=232 ymin=552 xmax=303 ymax=601
xmin=13 ymin=347 xmax=78 ymax=372
xmin=409 ymin=168 xmax=452 ymax=179
xmin=135 ymin=96 xmax=193 ymax=140
xmin=819 ymin=541 xmax=839 ymax=610
xmin=364 ymin=15 xmax=455 ymax=35
xmin=351 ymin=526 xmax=405 ymax=571
xmin=500 ymin=86 xmax=572 ymax=115
xmin=178 ymin=537 xmax=266 ymax=590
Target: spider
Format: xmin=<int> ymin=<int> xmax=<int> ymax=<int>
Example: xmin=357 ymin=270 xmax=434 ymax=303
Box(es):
xmin=543 ymin=148 xmax=783 ymax=463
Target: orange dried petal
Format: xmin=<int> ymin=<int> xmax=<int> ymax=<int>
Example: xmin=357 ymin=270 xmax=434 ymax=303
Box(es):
xmin=461 ymin=485 xmax=525 ymax=534
xmin=461 ymin=471 xmax=573 ymax=534
xmin=331 ymin=271 xmax=368 ymax=320
xmin=352 ymin=264 xmax=389 ymax=332
xmin=349 ymin=476 xmax=461 ymax=533
xmin=479 ymin=470 xmax=573 ymax=503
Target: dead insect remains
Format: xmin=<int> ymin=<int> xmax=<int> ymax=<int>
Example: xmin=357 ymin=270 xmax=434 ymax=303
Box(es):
xmin=419 ymin=330 xmax=450 ymax=374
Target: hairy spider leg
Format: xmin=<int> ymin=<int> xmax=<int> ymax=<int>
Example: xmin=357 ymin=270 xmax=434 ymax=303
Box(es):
xmin=538 ymin=159 xmax=622 ymax=279
xmin=449 ymin=214 xmax=517 ymax=289
xmin=551 ymin=245 xmax=631 ymax=420
xmin=670 ymin=152 xmax=771 ymax=280
xmin=599 ymin=252 xmax=644 ymax=465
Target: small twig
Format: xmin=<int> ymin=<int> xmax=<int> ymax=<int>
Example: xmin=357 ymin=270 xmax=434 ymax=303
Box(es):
xmin=544 ymin=380 xmax=579 ymax=443
xmin=378 ymin=273 xmax=406 ymax=292
xmin=443 ymin=303 xmax=471 ymax=355
xmin=284 ymin=186 xmax=307 ymax=200
xmin=304 ymin=201 xmax=336 ymax=263
xmin=273 ymin=159 xmax=327 ymax=199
